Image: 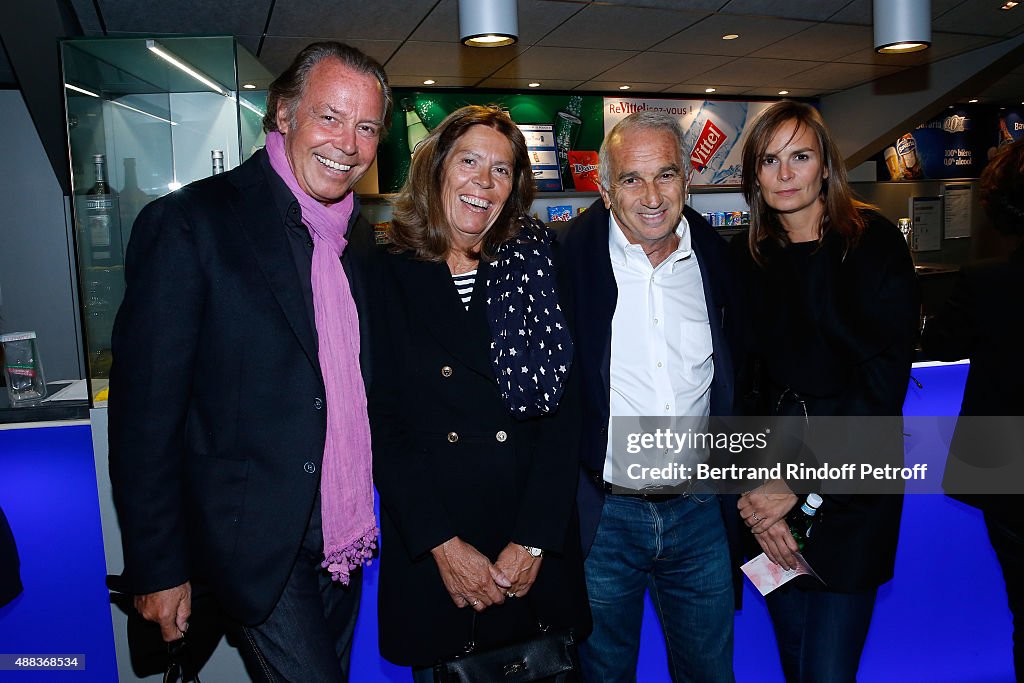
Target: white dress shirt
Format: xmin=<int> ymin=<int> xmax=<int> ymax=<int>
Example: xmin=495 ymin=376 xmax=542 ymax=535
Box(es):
xmin=603 ymin=212 xmax=714 ymax=486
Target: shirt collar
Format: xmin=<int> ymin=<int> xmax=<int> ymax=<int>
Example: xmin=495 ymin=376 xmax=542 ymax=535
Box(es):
xmin=607 ymin=210 xmax=693 ymax=267
xmin=259 ymin=148 xmax=361 ymax=236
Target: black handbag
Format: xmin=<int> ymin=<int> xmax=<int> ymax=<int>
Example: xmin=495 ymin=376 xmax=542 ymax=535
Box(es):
xmin=433 ymin=609 xmax=580 ymax=683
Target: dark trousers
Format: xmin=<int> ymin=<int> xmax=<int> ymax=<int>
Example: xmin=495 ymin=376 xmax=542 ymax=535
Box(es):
xmin=986 ymin=511 xmax=1024 ymax=680
xmin=233 ymin=495 xmax=362 ymax=683
xmin=765 ymin=585 xmax=877 ymax=683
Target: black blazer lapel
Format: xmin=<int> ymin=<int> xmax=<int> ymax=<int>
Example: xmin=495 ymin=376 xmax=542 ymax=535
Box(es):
xmin=390 ymin=254 xmax=495 ymax=381
xmin=227 ymin=159 xmax=320 ymax=373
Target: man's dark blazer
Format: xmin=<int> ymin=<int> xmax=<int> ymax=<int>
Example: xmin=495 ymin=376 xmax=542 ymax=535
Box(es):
xmin=557 ymin=198 xmax=742 ymax=563
xmin=108 ymin=149 xmax=373 ymax=626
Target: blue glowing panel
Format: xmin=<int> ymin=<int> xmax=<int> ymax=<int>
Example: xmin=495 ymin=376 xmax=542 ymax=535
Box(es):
xmin=0 ymin=424 xmax=117 ymax=681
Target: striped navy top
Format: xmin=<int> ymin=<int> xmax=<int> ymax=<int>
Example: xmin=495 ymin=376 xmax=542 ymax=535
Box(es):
xmin=452 ymin=269 xmax=476 ymax=310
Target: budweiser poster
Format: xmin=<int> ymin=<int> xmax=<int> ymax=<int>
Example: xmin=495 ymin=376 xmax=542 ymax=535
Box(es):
xmin=603 ymin=98 xmax=777 ymax=186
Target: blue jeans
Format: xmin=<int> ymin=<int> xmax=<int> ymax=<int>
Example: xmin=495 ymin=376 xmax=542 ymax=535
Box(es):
xmin=233 ymin=496 xmax=362 ymax=682
xmin=579 ymin=494 xmax=734 ymax=683
xmin=765 ymin=585 xmax=877 ymax=683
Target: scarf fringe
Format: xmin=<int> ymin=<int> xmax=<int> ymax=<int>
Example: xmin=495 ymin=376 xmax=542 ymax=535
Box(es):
xmin=323 ymin=523 xmax=380 ymax=584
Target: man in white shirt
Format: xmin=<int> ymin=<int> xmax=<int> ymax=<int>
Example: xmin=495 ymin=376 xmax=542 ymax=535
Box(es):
xmin=559 ymin=111 xmax=739 ymax=682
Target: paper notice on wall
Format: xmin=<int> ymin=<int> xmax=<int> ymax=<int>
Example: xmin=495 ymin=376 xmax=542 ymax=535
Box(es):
xmin=944 ymin=184 xmax=971 ymax=239
xmin=910 ymin=196 xmax=943 ymax=252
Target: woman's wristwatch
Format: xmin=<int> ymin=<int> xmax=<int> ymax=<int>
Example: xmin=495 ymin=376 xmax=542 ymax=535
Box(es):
xmin=521 ymin=544 xmax=544 ymax=558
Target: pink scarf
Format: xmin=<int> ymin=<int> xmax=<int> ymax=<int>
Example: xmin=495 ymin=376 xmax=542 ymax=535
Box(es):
xmin=265 ymin=131 xmax=377 ymax=584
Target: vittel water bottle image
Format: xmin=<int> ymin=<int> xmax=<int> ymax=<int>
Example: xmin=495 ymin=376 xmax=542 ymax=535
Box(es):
xmin=683 ymin=100 xmax=749 ymax=185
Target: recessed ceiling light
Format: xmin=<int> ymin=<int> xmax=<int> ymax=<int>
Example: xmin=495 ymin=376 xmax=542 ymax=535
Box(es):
xmin=423 ymin=79 xmax=436 ymax=85
xmin=528 ymin=82 xmax=541 ymax=88
xmin=778 ymin=90 xmax=790 ymax=95
xmin=619 ymin=85 xmax=631 ymax=90
xmin=242 ymin=83 xmax=256 ymax=89
xmin=705 ymin=87 xmax=716 ymax=93
xmin=969 ymin=98 xmax=979 ymax=103
xmin=1001 ymin=1 xmax=1018 ymax=9
xmin=721 ymin=34 xmax=739 ymax=40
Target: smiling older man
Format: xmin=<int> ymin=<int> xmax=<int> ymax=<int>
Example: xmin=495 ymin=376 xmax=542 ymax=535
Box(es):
xmin=108 ymin=42 xmax=391 ymax=682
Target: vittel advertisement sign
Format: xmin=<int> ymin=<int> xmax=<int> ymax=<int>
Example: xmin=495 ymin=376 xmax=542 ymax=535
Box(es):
xmin=604 ymin=98 xmax=777 ymax=186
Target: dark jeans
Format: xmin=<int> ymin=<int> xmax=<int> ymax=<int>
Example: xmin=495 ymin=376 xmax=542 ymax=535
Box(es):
xmin=579 ymin=493 xmax=735 ymax=683
xmin=765 ymin=585 xmax=877 ymax=683
xmin=986 ymin=511 xmax=1024 ymax=680
xmin=233 ymin=496 xmax=362 ymax=683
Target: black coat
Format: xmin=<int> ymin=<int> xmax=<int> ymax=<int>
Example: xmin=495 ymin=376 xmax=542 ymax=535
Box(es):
xmin=108 ymin=150 xmax=374 ymax=625
xmin=920 ymin=246 xmax=1024 ymax=524
xmin=367 ymin=246 xmax=590 ymax=666
xmin=732 ymin=211 xmax=919 ymax=591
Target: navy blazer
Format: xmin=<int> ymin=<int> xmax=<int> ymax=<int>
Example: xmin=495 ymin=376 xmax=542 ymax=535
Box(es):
xmin=558 ymin=198 xmax=741 ymax=559
xmin=108 ymin=149 xmax=374 ymax=625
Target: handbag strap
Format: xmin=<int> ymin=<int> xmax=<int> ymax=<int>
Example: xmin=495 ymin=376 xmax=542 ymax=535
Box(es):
xmin=462 ymin=596 xmax=549 ymax=654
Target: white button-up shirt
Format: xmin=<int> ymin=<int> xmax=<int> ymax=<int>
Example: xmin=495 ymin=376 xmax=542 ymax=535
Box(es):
xmin=603 ymin=212 xmax=714 ymax=485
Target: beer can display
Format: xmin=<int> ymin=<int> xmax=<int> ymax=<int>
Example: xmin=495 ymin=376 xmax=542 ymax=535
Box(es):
xmin=896 ymin=134 xmax=922 ymax=179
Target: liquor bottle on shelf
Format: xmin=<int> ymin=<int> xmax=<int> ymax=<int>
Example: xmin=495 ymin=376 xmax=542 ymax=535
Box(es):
xmin=403 ymin=99 xmax=428 ymax=157
xmin=211 ymin=149 xmax=225 ymax=175
xmin=81 ymin=154 xmax=123 ymax=268
xmin=787 ymin=493 xmax=822 ymax=551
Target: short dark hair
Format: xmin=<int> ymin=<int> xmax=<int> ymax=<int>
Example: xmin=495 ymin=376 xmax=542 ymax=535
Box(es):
xmin=262 ymin=41 xmax=392 ymax=135
xmin=741 ymin=100 xmax=871 ymax=264
xmin=980 ymin=139 xmax=1024 ymax=236
xmin=389 ymin=105 xmax=535 ymax=262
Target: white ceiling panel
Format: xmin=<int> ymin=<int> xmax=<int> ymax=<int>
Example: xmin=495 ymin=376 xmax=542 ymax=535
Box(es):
xmin=258 ymin=37 xmax=401 ymax=75
xmin=751 ymin=23 xmax=873 ymax=62
xmin=741 ymin=86 xmax=820 ymax=97
xmin=718 ymin=0 xmax=852 ymax=22
xmin=824 ymin=0 xmax=969 ymax=25
xmin=491 ymin=46 xmax=638 ymax=80
xmin=538 ymin=5 xmax=708 ymax=51
xmin=595 ymin=0 xmax=727 ymax=10
xmin=387 ymin=76 xmax=481 ymax=88
xmin=575 ymin=81 xmax=674 ymax=93
xmin=477 ymin=78 xmax=587 ymax=90
xmin=933 ymin=3 xmax=1024 ymax=37
xmin=597 ymin=51 xmax=733 ymax=83
xmin=411 ymin=0 xmax=584 ymax=45
xmin=268 ymin=0 xmax=437 ymax=42
xmin=784 ymin=62 xmax=905 ymax=90
xmin=657 ymin=83 xmax=751 ymax=95
xmin=695 ymin=57 xmax=819 ymax=87
xmin=385 ymin=41 xmax=524 ymax=78
xmin=652 ymin=14 xmax=816 ymax=56
xmin=97 ymin=0 xmax=273 ymax=36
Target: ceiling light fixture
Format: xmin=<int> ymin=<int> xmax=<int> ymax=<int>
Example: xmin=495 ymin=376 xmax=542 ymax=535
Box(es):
xmin=1002 ymin=1 xmax=1018 ymax=9
xmin=64 ymin=83 xmax=99 ymax=97
xmin=874 ymin=0 xmax=931 ymax=53
xmin=969 ymin=98 xmax=979 ymax=103
xmin=778 ymin=90 xmax=790 ymax=95
xmin=721 ymin=34 xmax=739 ymax=40
xmin=242 ymin=83 xmax=257 ymax=89
xmin=147 ymin=39 xmax=230 ymax=95
xmin=619 ymin=85 xmax=631 ymax=90
xmin=460 ymin=0 xmax=518 ymax=48
xmin=423 ymin=79 xmax=436 ymax=85
xmin=65 ymin=83 xmax=178 ymax=125
xmin=705 ymin=87 xmax=716 ymax=93
xmin=528 ymin=82 xmax=541 ymax=88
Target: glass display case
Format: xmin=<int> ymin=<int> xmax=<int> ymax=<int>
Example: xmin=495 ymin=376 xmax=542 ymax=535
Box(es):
xmin=60 ymin=36 xmax=272 ymax=402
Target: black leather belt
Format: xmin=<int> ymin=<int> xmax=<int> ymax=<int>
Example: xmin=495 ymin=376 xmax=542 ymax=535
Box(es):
xmin=588 ymin=470 xmax=688 ymax=502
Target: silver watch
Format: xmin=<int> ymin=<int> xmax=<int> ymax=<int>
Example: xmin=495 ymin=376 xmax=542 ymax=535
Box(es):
xmin=521 ymin=544 xmax=544 ymax=558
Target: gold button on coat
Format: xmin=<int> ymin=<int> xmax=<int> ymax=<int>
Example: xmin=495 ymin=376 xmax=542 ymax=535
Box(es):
xmin=496 ymin=431 xmax=508 ymax=443
xmin=441 ymin=366 xmax=453 ymax=378
xmin=447 ymin=432 xmax=459 ymax=443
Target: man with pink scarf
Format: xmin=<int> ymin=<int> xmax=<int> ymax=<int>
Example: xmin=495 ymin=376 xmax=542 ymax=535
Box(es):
xmin=108 ymin=42 xmax=390 ymax=682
